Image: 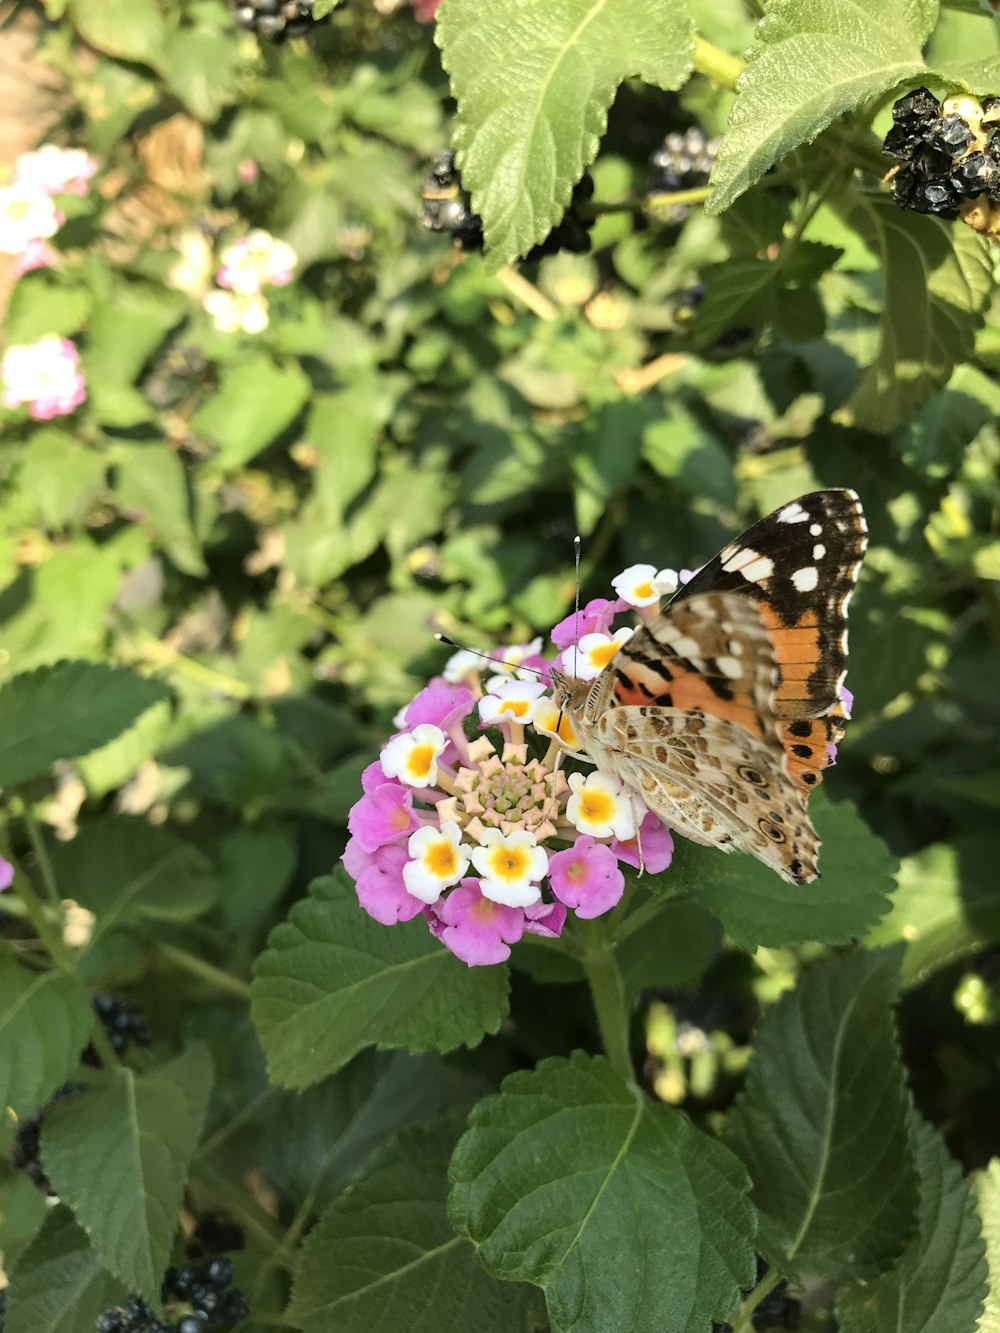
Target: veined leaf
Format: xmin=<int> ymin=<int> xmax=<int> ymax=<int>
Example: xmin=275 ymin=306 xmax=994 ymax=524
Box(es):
xmin=288 ymin=1113 xmax=540 ymax=1332
xmin=437 ymin=0 xmax=694 ymax=265
xmin=725 ymin=947 xmax=917 ymax=1279
xmin=708 ymin=0 xmax=937 ymax=215
xmin=0 ymin=663 xmax=171 ymax=788
xmin=836 ymin=1114 xmax=986 ymax=1333
xmin=835 ymin=196 xmax=994 ymax=433
xmin=5 ymin=1210 xmax=125 ymax=1333
xmin=0 ymin=956 xmax=93 ymax=1118
xmin=251 ymin=870 xmax=509 ymax=1090
xmin=41 ymin=1045 xmax=212 ymax=1306
xmin=449 ymin=1052 xmax=757 ymax=1333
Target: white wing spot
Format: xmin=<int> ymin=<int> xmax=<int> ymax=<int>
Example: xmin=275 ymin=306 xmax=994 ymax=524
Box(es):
xmin=792 ymin=566 xmax=818 ymax=592
xmin=813 ymin=544 xmax=826 ymax=560
xmin=672 ymin=635 xmax=702 ymax=659
xmin=809 ymin=522 xmax=822 ymax=536
xmin=727 ymin=640 xmax=744 ymax=656
xmin=778 ymin=502 xmax=809 ymax=524
xmin=722 ymin=546 xmax=775 ymax=582
xmin=716 ymin=655 xmax=742 ymax=678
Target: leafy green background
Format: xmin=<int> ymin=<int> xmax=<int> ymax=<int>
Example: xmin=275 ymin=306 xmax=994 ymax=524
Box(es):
xmin=1 ymin=0 xmax=1000 ymax=1329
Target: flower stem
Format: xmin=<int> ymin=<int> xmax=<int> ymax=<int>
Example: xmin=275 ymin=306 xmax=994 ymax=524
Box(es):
xmin=580 ymin=921 xmax=633 ymax=1084
xmin=731 ymin=1268 xmax=782 ymax=1333
xmin=156 ymin=942 xmax=252 ymax=1001
xmin=692 ymin=34 xmax=744 ymax=92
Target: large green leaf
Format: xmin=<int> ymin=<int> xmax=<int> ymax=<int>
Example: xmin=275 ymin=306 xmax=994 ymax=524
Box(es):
xmin=437 ymin=0 xmax=694 ymax=265
xmin=251 ymin=870 xmax=509 ymax=1089
xmin=41 ymin=1045 xmax=212 ymax=1306
xmin=725 ymin=948 xmax=917 ymax=1279
xmin=678 ymin=796 xmax=896 ymax=950
xmin=0 ymin=955 xmax=93 ymax=1118
xmin=836 ymin=1114 xmax=986 ymax=1333
xmin=835 ymin=197 xmax=994 ymax=433
xmin=114 ymin=443 xmax=207 ymax=577
xmin=289 ymin=1113 xmax=540 ymax=1333
xmin=973 ymin=1160 xmax=1000 ymax=1333
xmin=67 ymin=0 xmax=166 ymax=64
xmin=691 ymin=244 xmax=842 ymax=347
xmin=18 ymin=429 xmax=107 ymax=530
xmin=449 ymin=1052 xmax=757 ymax=1333
xmin=5 ymin=1210 xmax=125 ymax=1333
xmin=707 ymin=0 xmax=937 ymax=214
xmin=0 ymin=663 xmax=171 ymax=788
xmin=190 ymin=357 xmax=310 ymax=472
xmin=865 ymin=836 xmax=1000 ymax=987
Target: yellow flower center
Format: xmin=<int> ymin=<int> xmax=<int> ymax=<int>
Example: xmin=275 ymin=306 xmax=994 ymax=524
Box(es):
xmin=580 ymin=790 xmax=614 ymax=823
xmin=589 ymin=640 xmax=623 ymax=668
xmin=426 ymin=841 xmax=458 ymax=877
xmin=487 ymin=846 xmax=530 ymax=880
xmin=634 ymin=581 xmax=654 ymax=600
xmin=406 ymin=744 xmax=437 ymax=779
xmin=498 ymin=699 xmax=530 ymax=718
xmin=389 ymin=805 xmax=412 ymax=833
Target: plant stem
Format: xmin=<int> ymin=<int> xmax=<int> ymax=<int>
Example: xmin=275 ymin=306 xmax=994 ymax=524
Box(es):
xmin=692 ymin=34 xmax=744 ymax=92
xmin=731 ymin=1268 xmax=782 ymax=1333
xmin=15 ymin=799 xmax=60 ymax=907
xmin=496 ymin=264 xmax=559 ymax=321
xmin=580 ymin=921 xmax=632 ymax=1084
xmin=157 ymin=942 xmax=252 ymax=1001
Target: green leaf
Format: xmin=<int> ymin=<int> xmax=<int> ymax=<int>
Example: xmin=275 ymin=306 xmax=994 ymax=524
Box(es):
xmin=679 ymin=795 xmax=896 ymax=950
xmin=437 ymin=0 xmax=694 ymax=264
xmin=836 ymin=1114 xmax=986 ymax=1333
xmin=251 ymin=870 xmax=509 ymax=1090
xmin=4 ymin=278 xmax=90 ymax=345
xmin=0 ymin=956 xmax=93 ymax=1118
xmin=691 ymin=244 xmax=841 ymax=347
xmin=707 ymin=0 xmax=937 ymax=214
xmin=449 ymin=1052 xmax=756 ymax=1332
xmin=615 ymin=897 xmax=723 ymax=1005
xmin=158 ymin=28 xmax=243 ymax=122
xmin=973 ymin=1160 xmax=1000 ymax=1333
xmin=0 ymin=662 xmax=171 ymax=788
xmin=725 ymin=947 xmax=917 ymax=1279
xmin=84 ymin=291 xmax=181 ymax=388
xmin=114 ymin=443 xmax=207 ymax=577
xmin=5 ymin=1209 xmax=125 ymax=1333
xmin=49 ymin=817 xmax=217 ymax=975
xmin=570 ymin=398 xmax=652 ymax=536
xmin=289 ymin=1113 xmax=540 ymax=1333
xmin=834 ymin=198 xmax=994 ymax=433
xmin=41 ymin=1044 xmax=212 ymax=1306
xmin=218 ymin=825 xmax=297 ymax=938
xmin=18 ymin=430 xmax=107 ymax=530
xmin=865 ymin=835 xmax=1000 ymax=987
xmin=67 ymin=0 xmax=167 ymax=64
xmin=190 ymin=357 xmax=310 ymax=472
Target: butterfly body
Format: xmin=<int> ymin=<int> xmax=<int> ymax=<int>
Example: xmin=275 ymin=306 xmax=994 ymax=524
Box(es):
xmin=550 ymin=490 xmax=868 ymax=884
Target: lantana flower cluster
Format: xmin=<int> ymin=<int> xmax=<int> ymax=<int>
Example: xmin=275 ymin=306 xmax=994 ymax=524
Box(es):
xmin=1 ymin=143 xmax=97 ymax=275
xmin=342 ymin=563 xmax=695 ymax=967
xmin=203 ymin=230 xmax=297 ymax=335
xmin=2 ymin=337 xmax=86 ymax=421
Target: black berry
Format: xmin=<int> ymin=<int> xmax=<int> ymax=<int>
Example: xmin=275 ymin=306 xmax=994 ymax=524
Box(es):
xmin=84 ymin=994 xmax=152 ymax=1065
xmin=175 ymin=1319 xmax=206 ymax=1333
xmin=885 ymin=87 xmax=1000 ymax=218
xmin=231 ymin=0 xmax=340 ymax=43
xmin=647 ymin=126 xmax=719 ymax=222
xmin=189 ymin=1213 xmax=245 ymax=1258
xmin=10 ymin=1082 xmax=85 ymax=1196
xmin=205 ymin=1257 xmax=234 ymax=1288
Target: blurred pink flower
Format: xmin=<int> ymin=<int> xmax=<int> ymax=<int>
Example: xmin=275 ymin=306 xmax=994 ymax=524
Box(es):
xmin=15 ymin=144 xmax=97 ymax=197
xmin=2 ymin=337 xmax=86 ymax=420
xmin=412 ymin=0 xmax=442 ymax=20
xmin=0 ymin=183 xmax=62 ymax=254
xmin=10 ymin=237 xmax=58 ymax=279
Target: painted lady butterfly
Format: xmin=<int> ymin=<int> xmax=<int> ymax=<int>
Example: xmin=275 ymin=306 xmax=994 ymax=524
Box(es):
xmin=550 ymin=490 xmax=868 ymax=884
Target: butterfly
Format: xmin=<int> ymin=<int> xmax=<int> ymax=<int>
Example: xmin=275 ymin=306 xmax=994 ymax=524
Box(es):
xmin=549 ymin=490 xmax=868 ymax=884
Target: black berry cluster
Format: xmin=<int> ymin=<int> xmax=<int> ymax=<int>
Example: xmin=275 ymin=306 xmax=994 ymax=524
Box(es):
xmin=10 ymin=1082 xmax=84 ymax=1196
xmin=420 ymin=150 xmax=595 ymax=259
xmin=95 ymin=1258 xmax=248 ymax=1333
xmin=884 ymin=86 xmax=1000 ymax=218
xmin=85 ymin=994 xmax=151 ymax=1062
xmin=646 ymin=127 xmax=719 ymax=222
xmin=232 ymin=0 xmax=334 ymax=43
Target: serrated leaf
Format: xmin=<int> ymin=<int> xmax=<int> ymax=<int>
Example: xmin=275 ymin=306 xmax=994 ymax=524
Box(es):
xmin=0 ymin=662 xmax=171 ymax=788
xmin=973 ymin=1160 xmax=1000 ymax=1333
xmin=251 ymin=870 xmax=509 ymax=1090
xmin=5 ymin=1209 xmax=125 ymax=1333
xmin=41 ymin=1044 xmax=212 ymax=1306
xmin=190 ymin=357 xmax=310 ymax=472
xmin=725 ymin=947 xmax=917 ymax=1279
xmin=836 ymin=1115 xmax=986 ymax=1333
xmin=834 ymin=197 xmax=994 ymax=433
xmin=449 ymin=1052 xmax=757 ymax=1333
xmin=289 ymin=1113 xmax=540 ymax=1333
xmin=438 ymin=0 xmax=694 ymax=265
xmin=114 ymin=443 xmax=207 ymax=577
xmin=67 ymin=0 xmax=166 ymax=64
xmin=0 ymin=955 xmax=93 ymax=1118
xmin=865 ymin=835 xmax=1000 ymax=987
xmin=679 ymin=796 xmax=896 ymax=950
xmin=48 ymin=817 xmax=216 ymax=974
xmin=707 ymin=0 xmax=937 ymax=215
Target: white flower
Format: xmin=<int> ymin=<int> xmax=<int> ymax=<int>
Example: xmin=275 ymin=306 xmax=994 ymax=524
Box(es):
xmin=471 ymin=829 xmax=547 ymax=907
xmin=203 ymin=289 xmax=269 ymax=335
xmin=560 ymin=628 xmax=635 ymax=682
xmin=566 ymin=771 xmax=635 ymax=840
xmin=532 ymin=699 xmax=583 ymax=753
xmin=402 ymin=822 xmax=469 ymax=903
xmin=380 ymin=724 xmax=448 ymax=788
xmin=478 ymin=679 xmax=547 ymax=727
xmin=485 ymin=637 xmax=544 ymax=690
xmin=443 ymin=648 xmax=486 ymax=683
xmin=15 ymin=145 xmax=96 ymax=196
xmin=216 ymin=229 xmax=297 ymax=295
xmin=0 ymin=183 xmax=61 ymax=254
xmin=611 ymin=564 xmax=678 ymax=607
xmin=167 ymin=229 xmax=214 ymax=298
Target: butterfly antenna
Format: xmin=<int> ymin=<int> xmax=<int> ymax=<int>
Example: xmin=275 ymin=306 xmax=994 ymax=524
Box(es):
xmin=572 ymin=534 xmax=582 ymax=680
xmin=433 ymin=633 xmax=546 ymax=680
